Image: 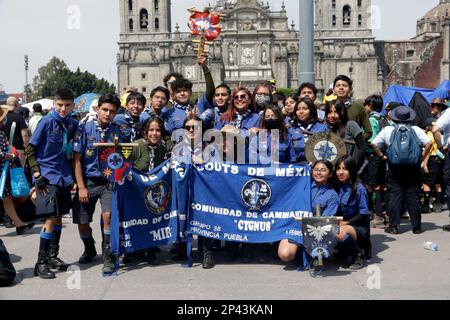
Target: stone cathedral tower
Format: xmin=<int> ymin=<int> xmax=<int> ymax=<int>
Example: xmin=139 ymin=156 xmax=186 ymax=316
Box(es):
xmin=314 ymin=0 xmax=383 ymax=97
xmin=118 ymin=0 xmax=173 ymax=95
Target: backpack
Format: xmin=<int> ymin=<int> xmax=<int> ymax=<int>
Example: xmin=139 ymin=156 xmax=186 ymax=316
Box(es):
xmin=0 ymin=239 xmax=16 ymax=287
xmin=369 ymin=112 xmax=389 ymax=136
xmin=387 ymin=125 xmax=422 ymax=166
xmin=377 ymin=117 xmax=390 ymax=132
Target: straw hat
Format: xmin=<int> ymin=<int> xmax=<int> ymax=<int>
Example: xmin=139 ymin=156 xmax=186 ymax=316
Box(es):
xmin=0 ymin=105 xmax=9 ymax=123
xmin=6 ymin=97 xmax=18 ymax=111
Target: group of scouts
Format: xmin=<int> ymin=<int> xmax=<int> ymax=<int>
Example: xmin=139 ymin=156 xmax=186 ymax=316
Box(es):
xmin=1 ymin=53 xmax=450 ymax=279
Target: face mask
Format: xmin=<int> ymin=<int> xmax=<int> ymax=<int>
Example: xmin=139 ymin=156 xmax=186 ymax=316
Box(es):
xmin=264 ymin=119 xmax=279 ymax=130
xmin=255 ymin=95 xmax=271 ymax=108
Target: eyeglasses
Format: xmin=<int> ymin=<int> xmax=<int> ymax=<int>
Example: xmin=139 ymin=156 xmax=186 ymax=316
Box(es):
xmin=233 ymin=94 xmax=248 ymax=100
xmin=185 ymin=125 xmax=199 ymax=131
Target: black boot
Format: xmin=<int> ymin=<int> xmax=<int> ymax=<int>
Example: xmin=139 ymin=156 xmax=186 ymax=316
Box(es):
xmin=433 ymin=193 xmax=442 ymax=213
xmin=349 ymin=250 xmax=366 ymax=270
xmin=202 ymin=250 xmax=214 ymax=269
xmin=421 ymin=192 xmax=431 ymax=214
xmin=34 ymin=249 xmax=56 ymax=279
xmin=102 ymin=236 xmax=115 ymax=274
xmin=79 ymin=237 xmax=97 ymax=264
xmin=3 ymin=215 xmax=14 ymax=228
xmin=48 ymin=244 xmax=69 ymax=271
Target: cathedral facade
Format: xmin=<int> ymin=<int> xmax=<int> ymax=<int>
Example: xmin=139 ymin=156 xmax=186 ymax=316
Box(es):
xmin=117 ymin=0 xmax=449 ymax=101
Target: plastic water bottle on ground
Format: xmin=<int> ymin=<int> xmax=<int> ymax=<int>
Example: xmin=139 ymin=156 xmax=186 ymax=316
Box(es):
xmin=423 ymin=241 xmax=438 ymax=251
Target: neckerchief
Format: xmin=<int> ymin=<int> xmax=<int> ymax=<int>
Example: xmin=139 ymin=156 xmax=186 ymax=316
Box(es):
xmin=145 ymin=106 xmax=162 ymax=118
xmin=49 ymin=110 xmax=69 ymax=154
xmin=174 ymin=101 xmax=193 ymax=115
xmin=215 ymin=106 xmax=225 ymax=117
xmin=93 ymin=119 xmax=110 ymax=142
xmin=147 ymin=141 xmax=165 ymax=171
xmin=235 ymin=110 xmax=252 ymax=129
xmin=299 ymin=122 xmax=314 ymax=143
xmin=286 ymin=115 xmax=295 ymax=128
xmin=124 ymin=111 xmax=139 ymax=142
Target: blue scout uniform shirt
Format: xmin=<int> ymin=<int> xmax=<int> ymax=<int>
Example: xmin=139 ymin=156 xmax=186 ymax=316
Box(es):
xmin=284 ymin=115 xmax=295 ymax=128
xmin=30 ymin=114 xmax=78 ymax=187
xmin=196 ymin=94 xmax=213 ymax=115
xmin=72 ymin=121 xmax=122 ymax=178
xmin=249 ymin=131 xmax=296 ymax=164
xmin=215 ymin=112 xmax=261 ymax=132
xmin=200 ymin=107 xmax=226 ymax=130
xmin=311 ymin=181 xmax=339 ymax=217
xmin=289 ymin=121 xmax=327 ymax=161
xmin=113 ymin=112 xmax=150 ymax=143
xmin=338 ymin=182 xmax=370 ymax=228
xmin=164 ymin=102 xmax=196 ymax=135
xmin=143 ymin=106 xmax=168 ymax=118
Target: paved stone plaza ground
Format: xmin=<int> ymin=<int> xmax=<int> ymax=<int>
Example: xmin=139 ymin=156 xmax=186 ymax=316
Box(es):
xmin=1 ymin=210 xmax=449 ymax=300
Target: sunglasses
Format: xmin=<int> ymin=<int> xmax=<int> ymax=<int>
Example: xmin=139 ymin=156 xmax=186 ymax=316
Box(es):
xmin=233 ymin=94 xmax=248 ymax=100
xmin=185 ymin=125 xmax=199 ymax=131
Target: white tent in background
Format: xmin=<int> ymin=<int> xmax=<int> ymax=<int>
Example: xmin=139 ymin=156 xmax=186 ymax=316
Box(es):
xmin=22 ymin=99 xmax=54 ymax=112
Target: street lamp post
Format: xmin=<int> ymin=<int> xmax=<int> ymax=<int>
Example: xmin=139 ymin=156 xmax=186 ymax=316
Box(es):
xmin=299 ymin=0 xmax=315 ymax=84
xmin=24 ymin=54 xmax=29 ymax=103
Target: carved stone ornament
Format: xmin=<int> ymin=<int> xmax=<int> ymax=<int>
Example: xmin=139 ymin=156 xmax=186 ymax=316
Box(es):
xmin=241 ymin=47 xmax=255 ymax=65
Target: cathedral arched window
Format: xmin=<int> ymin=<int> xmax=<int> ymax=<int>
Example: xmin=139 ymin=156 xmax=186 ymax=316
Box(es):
xmin=129 ymin=18 xmax=134 ymax=32
xmin=343 ymin=5 xmax=351 ymax=26
xmin=332 ymin=0 xmax=336 ymax=9
xmin=155 ymin=18 xmax=160 ymax=31
xmin=332 ymin=15 xmax=336 ymax=27
xmin=358 ymin=14 xmax=362 ymax=27
xmin=431 ymin=23 xmax=437 ymax=33
xmin=154 ymin=0 xmax=159 ymax=10
xmin=140 ymin=9 xmax=148 ymax=30
xmin=357 ymin=0 xmax=362 ymax=7
xmin=128 ymin=0 xmax=133 ymax=11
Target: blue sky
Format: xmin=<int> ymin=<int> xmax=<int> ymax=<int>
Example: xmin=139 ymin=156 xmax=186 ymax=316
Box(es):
xmin=0 ymin=0 xmax=439 ymax=93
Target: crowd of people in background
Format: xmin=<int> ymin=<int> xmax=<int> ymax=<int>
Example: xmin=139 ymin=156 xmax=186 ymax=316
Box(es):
xmin=1 ymin=53 xmax=450 ymax=284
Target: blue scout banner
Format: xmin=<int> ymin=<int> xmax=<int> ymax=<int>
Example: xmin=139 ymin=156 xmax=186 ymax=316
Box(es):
xmin=110 ymin=160 xmax=190 ymax=256
xmin=189 ymin=163 xmax=312 ymax=244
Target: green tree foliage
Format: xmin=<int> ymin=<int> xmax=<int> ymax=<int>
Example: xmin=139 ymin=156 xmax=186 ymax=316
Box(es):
xmin=276 ymin=87 xmax=296 ymax=96
xmin=31 ymin=57 xmax=116 ymax=99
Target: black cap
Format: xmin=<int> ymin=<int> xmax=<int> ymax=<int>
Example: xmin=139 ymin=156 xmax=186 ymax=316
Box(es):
xmin=385 ymin=101 xmax=401 ymax=111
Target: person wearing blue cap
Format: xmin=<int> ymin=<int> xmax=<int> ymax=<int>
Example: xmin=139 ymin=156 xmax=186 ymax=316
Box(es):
xmin=371 ymin=105 xmax=432 ymax=235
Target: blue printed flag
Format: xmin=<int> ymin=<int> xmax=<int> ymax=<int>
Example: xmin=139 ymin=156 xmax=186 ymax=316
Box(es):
xmin=189 ymin=163 xmax=312 ymax=244
xmin=110 ymin=160 xmax=190 ymax=256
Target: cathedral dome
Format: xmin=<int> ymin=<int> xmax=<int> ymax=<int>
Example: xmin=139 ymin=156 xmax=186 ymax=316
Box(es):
xmin=422 ymin=0 xmax=450 ymax=21
xmin=416 ymin=1 xmax=450 ymax=38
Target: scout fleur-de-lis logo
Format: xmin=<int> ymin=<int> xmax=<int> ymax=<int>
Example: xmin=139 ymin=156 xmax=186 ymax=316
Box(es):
xmin=307 ymin=224 xmax=332 ymax=242
xmin=241 ymin=179 xmax=271 ymax=211
xmin=121 ymin=147 xmax=133 ymax=160
xmin=107 ymin=153 xmax=124 ymax=170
